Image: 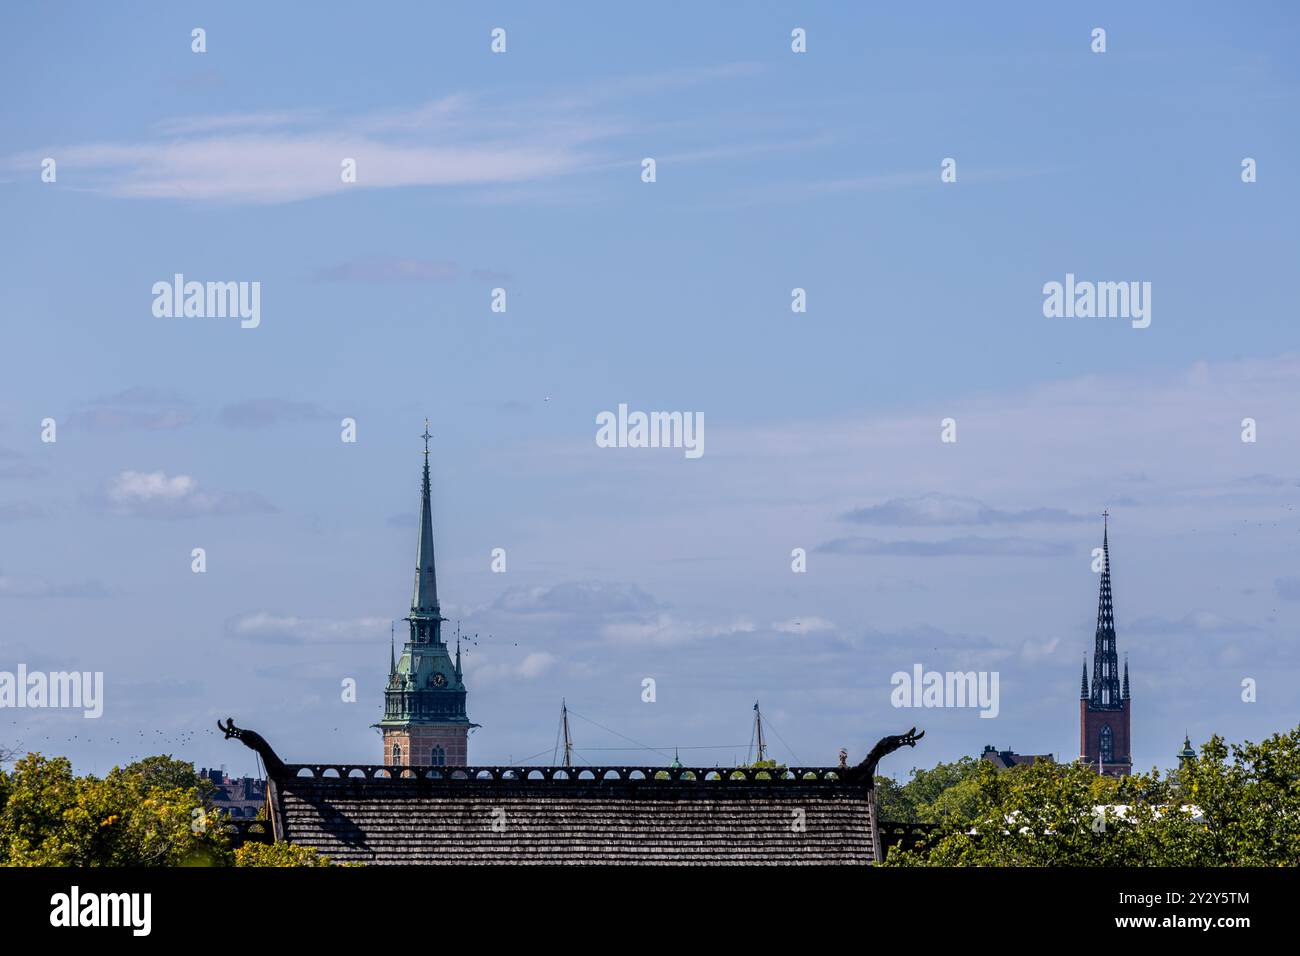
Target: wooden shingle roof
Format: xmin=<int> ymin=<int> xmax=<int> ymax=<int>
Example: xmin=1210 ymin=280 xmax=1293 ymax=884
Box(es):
xmin=272 ymin=767 xmax=876 ymax=865
xmin=219 ymin=719 xmax=925 ymax=866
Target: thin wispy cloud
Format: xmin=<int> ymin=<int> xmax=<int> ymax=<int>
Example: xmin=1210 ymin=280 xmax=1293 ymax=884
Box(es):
xmin=816 ymin=535 xmax=1072 ymax=558
xmin=0 ymin=447 xmax=46 ymax=481
xmin=842 ymin=493 xmax=1090 ymax=527
xmin=67 ymin=387 xmax=195 ymax=432
xmin=9 ymin=66 xmax=768 ymax=205
xmin=0 ymin=501 xmax=48 ymax=521
xmin=1129 ymin=611 xmax=1260 ymax=635
xmin=493 ymin=581 xmax=663 ymax=617
xmin=601 ymin=613 xmax=757 ymax=646
xmin=24 ymin=130 xmax=594 ymax=204
xmin=315 ymin=257 xmax=509 ymax=283
xmin=218 ymin=398 xmax=333 ymax=429
xmin=0 ymin=573 xmax=108 ymax=599
xmin=1276 ymin=578 xmax=1300 ymax=601
xmin=230 ymin=612 xmax=390 ymax=645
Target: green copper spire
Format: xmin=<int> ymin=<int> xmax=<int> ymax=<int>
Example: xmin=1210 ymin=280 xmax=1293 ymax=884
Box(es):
xmin=412 ymin=419 xmax=440 ymax=617
xmin=378 ymin=424 xmax=475 ymax=738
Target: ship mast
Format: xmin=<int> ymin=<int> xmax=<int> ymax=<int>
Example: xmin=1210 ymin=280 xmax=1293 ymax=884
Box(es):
xmin=753 ymin=701 xmax=768 ymax=764
xmin=561 ymin=698 xmax=574 ymax=767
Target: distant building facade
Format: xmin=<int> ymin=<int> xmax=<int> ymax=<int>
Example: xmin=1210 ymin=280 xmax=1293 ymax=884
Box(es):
xmin=1078 ymin=514 xmax=1132 ymax=776
xmin=979 ymin=745 xmax=1052 ymax=769
xmin=375 ymin=424 xmax=475 ymax=766
xmin=200 ymin=768 xmax=265 ymax=818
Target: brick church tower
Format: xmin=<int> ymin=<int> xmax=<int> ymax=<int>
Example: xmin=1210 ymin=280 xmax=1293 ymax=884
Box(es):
xmin=375 ymin=422 xmax=475 ymax=766
xmin=1078 ymin=513 xmax=1132 ymax=776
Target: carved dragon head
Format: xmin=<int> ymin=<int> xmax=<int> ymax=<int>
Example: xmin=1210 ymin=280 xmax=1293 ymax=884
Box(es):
xmin=895 ymin=727 xmax=925 ymax=748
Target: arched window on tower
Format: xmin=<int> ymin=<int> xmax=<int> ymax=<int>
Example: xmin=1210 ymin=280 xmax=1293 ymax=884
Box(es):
xmin=1099 ymin=725 xmax=1113 ymax=764
xmin=431 ymin=745 xmax=445 ymax=767
xmin=392 ymin=743 xmax=402 ymax=766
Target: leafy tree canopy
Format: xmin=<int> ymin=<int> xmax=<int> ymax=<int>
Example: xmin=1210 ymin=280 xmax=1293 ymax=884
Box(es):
xmin=882 ymin=724 xmax=1300 ymax=866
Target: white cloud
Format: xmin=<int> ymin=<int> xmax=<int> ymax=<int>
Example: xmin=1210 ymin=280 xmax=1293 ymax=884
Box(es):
xmin=100 ymin=470 xmax=275 ymax=518
xmin=108 ymin=470 xmax=196 ymax=502
xmin=465 ymin=650 xmax=558 ymax=685
xmin=517 ymin=652 xmax=557 ymax=679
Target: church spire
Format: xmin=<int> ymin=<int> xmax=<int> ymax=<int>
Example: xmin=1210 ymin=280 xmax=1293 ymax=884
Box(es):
xmin=1080 ymin=657 xmax=1089 ymax=699
xmin=1090 ymin=511 xmax=1122 ymax=709
xmin=411 ymin=419 xmax=440 ymax=617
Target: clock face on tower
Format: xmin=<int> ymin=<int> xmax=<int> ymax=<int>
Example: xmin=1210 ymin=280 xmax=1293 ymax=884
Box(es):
xmin=432 ymin=672 xmax=447 ymax=687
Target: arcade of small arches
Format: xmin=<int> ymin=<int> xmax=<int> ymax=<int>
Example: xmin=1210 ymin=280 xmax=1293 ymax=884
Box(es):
xmin=286 ymin=763 xmax=851 ymax=783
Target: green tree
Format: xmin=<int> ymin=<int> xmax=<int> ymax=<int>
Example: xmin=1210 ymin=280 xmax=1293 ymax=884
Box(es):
xmin=118 ymin=755 xmax=215 ymax=799
xmin=875 ymin=755 xmax=984 ymax=823
xmin=234 ymin=841 xmax=333 ymax=867
xmin=0 ymin=752 xmax=231 ymax=866
xmin=0 ymin=750 xmax=356 ymax=867
xmin=882 ymin=724 xmax=1300 ymax=866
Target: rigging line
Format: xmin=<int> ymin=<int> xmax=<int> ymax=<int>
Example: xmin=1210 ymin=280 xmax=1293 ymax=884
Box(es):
xmin=551 ymin=708 xmax=563 ymax=766
xmin=747 ymin=715 xmax=757 ymax=765
xmin=761 ymin=712 xmax=802 ymax=766
xmin=511 ymin=746 xmax=559 ymax=765
xmin=566 ymin=708 xmax=673 ymax=761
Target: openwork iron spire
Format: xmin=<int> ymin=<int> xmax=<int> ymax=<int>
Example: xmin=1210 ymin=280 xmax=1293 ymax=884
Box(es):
xmin=411 ymin=419 xmax=440 ymax=618
xmin=1090 ymin=511 xmax=1122 ymax=709
xmin=1080 ymin=658 xmax=1089 ymax=699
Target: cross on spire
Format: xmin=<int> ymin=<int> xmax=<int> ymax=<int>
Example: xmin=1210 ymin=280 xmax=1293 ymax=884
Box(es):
xmin=422 ymin=419 xmax=432 ymax=462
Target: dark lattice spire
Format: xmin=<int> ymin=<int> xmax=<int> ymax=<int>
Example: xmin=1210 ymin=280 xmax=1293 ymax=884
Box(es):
xmin=1090 ymin=511 xmax=1123 ymax=709
xmin=411 ymin=420 xmax=440 ymax=616
xmin=1080 ymin=657 xmax=1089 ymax=699
xmin=1122 ymin=654 xmax=1130 ymax=700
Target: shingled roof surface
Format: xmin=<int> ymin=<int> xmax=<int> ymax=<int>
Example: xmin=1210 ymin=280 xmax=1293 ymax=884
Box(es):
xmin=272 ymin=771 xmax=876 ymax=865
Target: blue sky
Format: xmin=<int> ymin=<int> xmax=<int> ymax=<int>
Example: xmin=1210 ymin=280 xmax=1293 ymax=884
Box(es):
xmin=1 ymin=2 xmax=1298 ymax=779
